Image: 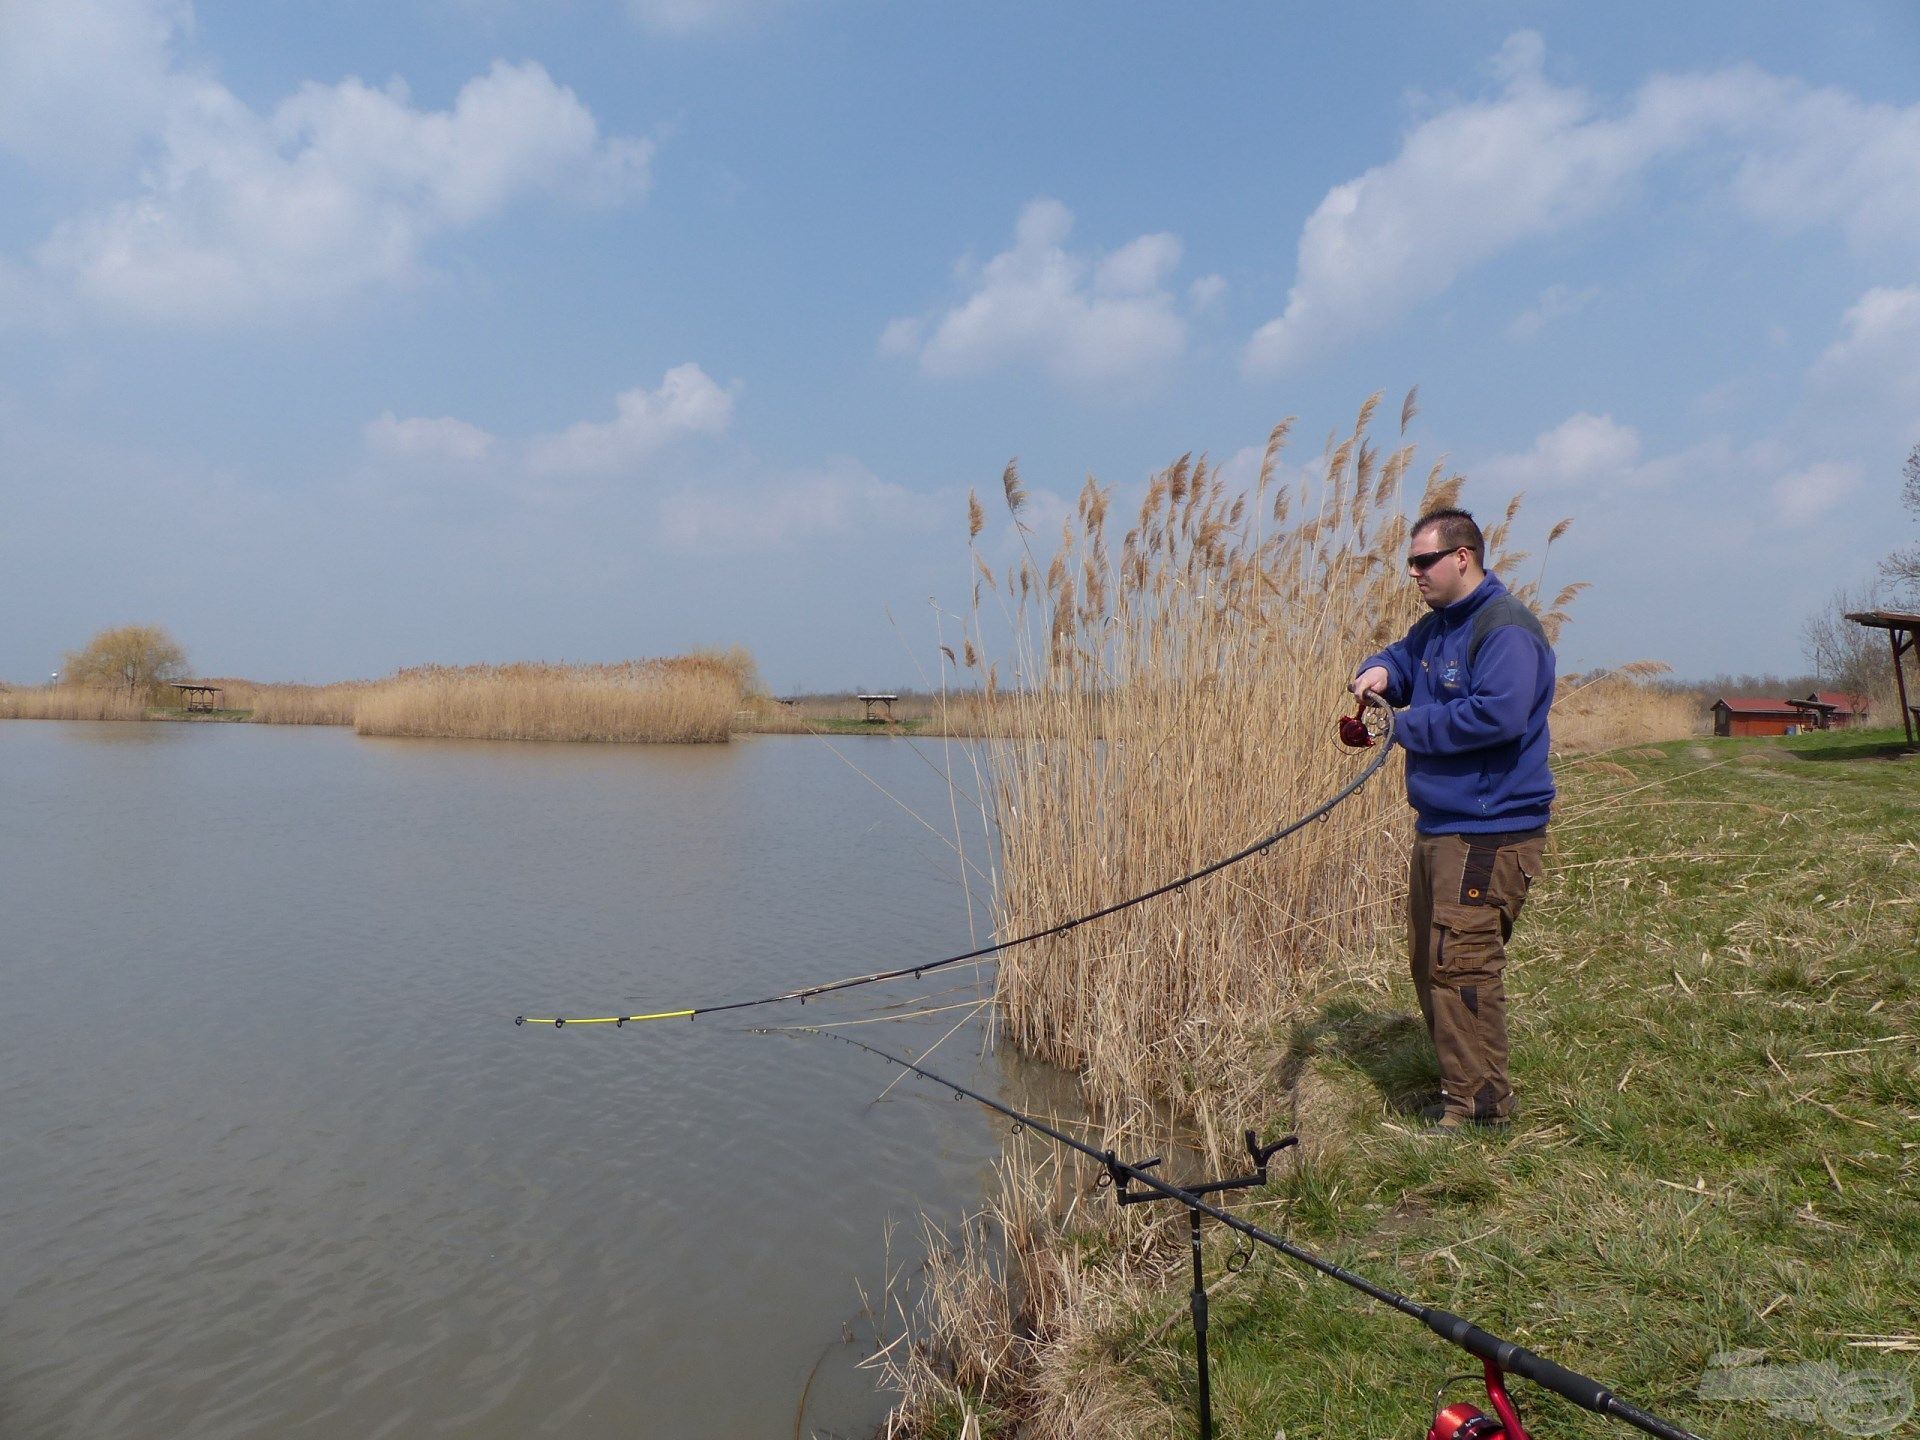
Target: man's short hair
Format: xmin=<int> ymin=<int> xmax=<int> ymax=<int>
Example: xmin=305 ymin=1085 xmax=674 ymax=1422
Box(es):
xmin=1412 ymin=507 xmax=1484 ymax=566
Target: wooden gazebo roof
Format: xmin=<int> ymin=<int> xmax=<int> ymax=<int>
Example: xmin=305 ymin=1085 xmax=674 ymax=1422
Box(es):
xmin=1845 ymin=610 xmax=1919 ymax=746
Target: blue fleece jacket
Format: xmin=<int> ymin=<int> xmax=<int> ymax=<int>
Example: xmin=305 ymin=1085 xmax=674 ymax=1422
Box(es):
xmin=1357 ymin=573 xmax=1556 ymax=835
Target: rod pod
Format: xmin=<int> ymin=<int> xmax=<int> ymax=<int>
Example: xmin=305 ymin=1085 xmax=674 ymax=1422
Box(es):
xmin=1104 ymin=1129 xmax=1299 ymax=1440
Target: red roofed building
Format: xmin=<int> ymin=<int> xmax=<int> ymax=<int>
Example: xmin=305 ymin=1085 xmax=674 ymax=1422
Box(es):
xmin=1710 ymin=697 xmax=1804 ymax=737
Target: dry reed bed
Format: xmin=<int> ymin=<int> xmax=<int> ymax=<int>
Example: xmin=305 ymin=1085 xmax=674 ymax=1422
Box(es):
xmin=352 ymin=658 xmax=746 ymax=743
xmin=210 ymin=679 xmax=370 ymax=726
xmin=0 ymin=686 xmax=151 ymax=721
xmin=1549 ymin=665 xmax=1702 ymax=753
xmin=885 ymin=394 xmax=1584 ymax=1435
xmin=967 ymin=393 xmax=1577 ymax=1140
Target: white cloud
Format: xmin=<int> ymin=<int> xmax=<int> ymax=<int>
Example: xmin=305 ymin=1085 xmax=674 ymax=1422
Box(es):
xmin=886 ymin=198 xmax=1192 ymax=392
xmin=1247 ymin=39 xmax=1658 ymax=374
xmin=366 ymin=364 xmax=733 ymax=488
xmin=657 ymin=460 xmax=937 ymax=552
xmin=1807 ymin=287 xmax=1920 ymax=433
xmin=1716 ymin=83 xmax=1920 ymax=256
xmin=1771 ymin=461 xmax=1861 ymax=524
xmin=1477 ymin=413 xmax=1646 ymax=492
xmin=365 ymin=413 xmax=497 ymax=464
xmin=1507 ymin=283 xmax=1598 ymax=340
xmin=2 ymin=1 xmax=650 ymax=324
xmin=1246 ymin=34 xmax=1920 ymax=373
xmin=1478 ymin=383 xmax=1870 ymax=539
xmin=0 ymin=0 xmax=185 ymax=172
xmin=1188 ymin=274 xmax=1228 ymax=311
xmin=524 ymin=364 xmax=735 ymax=475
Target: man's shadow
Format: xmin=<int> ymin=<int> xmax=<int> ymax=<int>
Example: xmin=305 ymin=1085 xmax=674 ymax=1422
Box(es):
xmin=1274 ymin=996 xmax=1437 ymax=1116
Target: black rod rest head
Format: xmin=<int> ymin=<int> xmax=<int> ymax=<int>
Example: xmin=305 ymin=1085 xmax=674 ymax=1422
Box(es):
xmin=1246 ymin=1130 xmax=1299 ymax=1176
xmin=1110 ymin=1154 xmax=1164 ymax=1206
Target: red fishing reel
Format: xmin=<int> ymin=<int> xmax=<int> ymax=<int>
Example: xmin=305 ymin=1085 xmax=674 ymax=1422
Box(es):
xmin=1338 ymin=697 xmax=1379 ymax=748
xmin=1429 ymin=1363 xmax=1529 ymax=1440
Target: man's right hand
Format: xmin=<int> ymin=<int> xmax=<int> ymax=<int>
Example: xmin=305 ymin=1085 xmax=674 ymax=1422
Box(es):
xmin=1350 ymin=666 xmax=1390 ymax=702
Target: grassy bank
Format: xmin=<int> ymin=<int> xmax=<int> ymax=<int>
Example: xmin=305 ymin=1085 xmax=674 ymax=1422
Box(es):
xmin=899 ymin=729 xmax=1918 ymax=1437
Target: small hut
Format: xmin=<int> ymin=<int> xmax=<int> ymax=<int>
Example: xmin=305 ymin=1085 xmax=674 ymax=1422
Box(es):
xmin=1710 ymin=697 xmax=1802 ymax=738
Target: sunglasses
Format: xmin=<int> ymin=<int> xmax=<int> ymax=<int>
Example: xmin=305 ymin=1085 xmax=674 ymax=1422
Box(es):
xmin=1407 ymin=546 xmax=1463 ymax=571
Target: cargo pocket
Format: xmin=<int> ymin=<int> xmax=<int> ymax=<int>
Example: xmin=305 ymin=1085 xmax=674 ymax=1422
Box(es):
xmin=1490 ymin=843 xmax=1544 ymax=935
xmin=1432 ymin=902 xmax=1505 ymax=985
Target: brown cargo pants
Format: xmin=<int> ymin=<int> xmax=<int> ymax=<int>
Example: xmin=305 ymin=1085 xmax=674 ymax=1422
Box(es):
xmin=1408 ymin=829 xmax=1547 ymax=1123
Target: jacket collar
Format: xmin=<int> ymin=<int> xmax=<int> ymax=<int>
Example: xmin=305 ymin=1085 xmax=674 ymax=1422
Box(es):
xmin=1437 ymin=572 xmax=1505 ymax=626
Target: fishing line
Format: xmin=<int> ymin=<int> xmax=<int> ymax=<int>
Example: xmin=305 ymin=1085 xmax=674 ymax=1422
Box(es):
xmin=515 ymin=705 xmax=1396 ymax=1028
xmin=788 ymin=1026 xmax=1706 ymax=1440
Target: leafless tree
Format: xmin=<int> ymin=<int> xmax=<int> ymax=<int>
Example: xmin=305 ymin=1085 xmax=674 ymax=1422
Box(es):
xmin=1883 ymin=442 xmax=1920 ymax=596
xmin=1801 ymin=588 xmax=1882 ymax=706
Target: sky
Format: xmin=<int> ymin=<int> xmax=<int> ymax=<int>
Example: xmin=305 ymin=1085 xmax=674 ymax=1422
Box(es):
xmin=2 ymin=1 xmax=1917 ymax=691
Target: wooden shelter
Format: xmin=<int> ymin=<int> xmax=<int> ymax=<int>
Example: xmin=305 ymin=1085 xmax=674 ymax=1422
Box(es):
xmin=1845 ymin=609 xmax=1920 ymax=746
xmin=170 ymin=683 xmax=223 ymax=713
xmin=1786 ymin=692 xmax=1868 ymax=730
xmin=857 ymin=693 xmax=899 ymax=723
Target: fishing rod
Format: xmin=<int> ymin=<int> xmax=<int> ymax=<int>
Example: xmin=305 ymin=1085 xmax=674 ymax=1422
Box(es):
xmin=794 ymin=1027 xmax=1707 ymax=1440
xmin=516 ymin=701 xmax=1396 ymax=1029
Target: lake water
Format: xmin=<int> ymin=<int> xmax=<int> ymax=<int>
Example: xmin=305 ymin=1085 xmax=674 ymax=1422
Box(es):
xmin=0 ymin=721 xmax=1050 ymax=1438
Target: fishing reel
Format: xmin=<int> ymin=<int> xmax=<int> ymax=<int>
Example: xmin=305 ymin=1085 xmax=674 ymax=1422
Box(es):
xmin=1429 ymin=1363 xmax=1530 ymax=1440
xmin=1339 ymin=695 xmax=1385 ymax=748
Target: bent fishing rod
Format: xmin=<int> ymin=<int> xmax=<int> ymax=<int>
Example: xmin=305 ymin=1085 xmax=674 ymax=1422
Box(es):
xmin=796 ymin=1027 xmax=1707 ymax=1440
xmin=516 ymin=700 xmax=1396 ymax=1029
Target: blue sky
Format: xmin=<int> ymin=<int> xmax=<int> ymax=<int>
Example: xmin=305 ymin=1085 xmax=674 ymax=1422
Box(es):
xmin=3 ymin=2 xmax=1916 ymax=689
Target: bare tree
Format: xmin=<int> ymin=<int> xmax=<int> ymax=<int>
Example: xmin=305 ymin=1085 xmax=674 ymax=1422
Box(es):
xmin=1801 ymin=588 xmax=1882 ymax=708
xmin=63 ymin=624 xmax=189 ymax=700
xmin=1884 ymin=442 xmax=1920 ymax=595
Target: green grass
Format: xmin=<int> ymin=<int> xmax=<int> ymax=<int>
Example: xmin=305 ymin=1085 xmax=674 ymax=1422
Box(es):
xmin=147 ymin=707 xmax=254 ymax=721
xmin=1063 ymin=729 xmax=1919 ymax=1439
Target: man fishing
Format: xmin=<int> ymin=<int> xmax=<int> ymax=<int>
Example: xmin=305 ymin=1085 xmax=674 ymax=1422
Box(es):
xmin=1351 ymin=507 xmax=1556 ymax=1131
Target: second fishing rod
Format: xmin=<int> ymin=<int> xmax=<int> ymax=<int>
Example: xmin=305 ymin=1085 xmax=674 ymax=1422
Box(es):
xmin=790 ymin=1026 xmax=1707 ymax=1440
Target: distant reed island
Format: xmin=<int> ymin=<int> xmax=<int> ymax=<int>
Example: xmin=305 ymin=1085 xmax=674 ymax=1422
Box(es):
xmin=0 ymin=629 xmax=991 ymax=743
